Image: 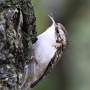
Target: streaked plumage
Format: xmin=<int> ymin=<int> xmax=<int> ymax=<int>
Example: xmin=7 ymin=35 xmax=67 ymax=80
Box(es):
xmin=20 ymin=15 xmax=68 ymax=90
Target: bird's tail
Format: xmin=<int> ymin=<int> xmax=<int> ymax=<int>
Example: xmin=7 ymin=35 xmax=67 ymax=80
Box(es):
xmin=19 ymin=59 xmax=36 ymax=90
xmin=20 ymin=82 xmax=31 ymax=90
xmin=19 ymin=65 xmax=31 ymax=90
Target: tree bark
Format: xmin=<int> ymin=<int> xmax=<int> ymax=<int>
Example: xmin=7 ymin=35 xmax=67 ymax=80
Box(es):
xmin=0 ymin=0 xmax=37 ymax=89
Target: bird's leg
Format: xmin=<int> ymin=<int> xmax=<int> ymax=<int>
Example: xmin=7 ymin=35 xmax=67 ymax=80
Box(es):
xmin=52 ymin=43 xmax=61 ymax=49
xmin=31 ymin=55 xmax=38 ymax=64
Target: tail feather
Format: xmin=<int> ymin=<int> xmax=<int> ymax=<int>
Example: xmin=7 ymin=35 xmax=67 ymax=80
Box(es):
xmin=19 ymin=65 xmax=31 ymax=90
xmin=20 ymin=82 xmax=31 ymax=90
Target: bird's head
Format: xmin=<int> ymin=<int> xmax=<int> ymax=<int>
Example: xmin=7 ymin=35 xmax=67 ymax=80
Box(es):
xmin=47 ymin=15 xmax=68 ymax=50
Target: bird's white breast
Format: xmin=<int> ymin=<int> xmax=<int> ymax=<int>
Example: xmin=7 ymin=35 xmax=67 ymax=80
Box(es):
xmin=33 ymin=37 xmax=56 ymax=65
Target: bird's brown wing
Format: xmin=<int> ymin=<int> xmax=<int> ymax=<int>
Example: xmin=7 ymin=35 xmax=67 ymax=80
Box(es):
xmin=31 ymin=46 xmax=62 ymax=88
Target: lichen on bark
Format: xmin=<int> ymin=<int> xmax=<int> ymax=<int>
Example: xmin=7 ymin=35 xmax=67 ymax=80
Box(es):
xmin=0 ymin=0 xmax=37 ymax=89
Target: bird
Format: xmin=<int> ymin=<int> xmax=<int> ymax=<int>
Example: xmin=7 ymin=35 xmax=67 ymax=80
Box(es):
xmin=20 ymin=15 xmax=68 ymax=90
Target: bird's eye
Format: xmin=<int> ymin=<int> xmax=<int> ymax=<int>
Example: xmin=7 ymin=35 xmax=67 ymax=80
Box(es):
xmin=55 ymin=25 xmax=59 ymax=33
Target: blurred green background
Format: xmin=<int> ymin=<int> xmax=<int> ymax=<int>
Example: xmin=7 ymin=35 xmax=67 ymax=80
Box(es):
xmin=31 ymin=0 xmax=90 ymax=90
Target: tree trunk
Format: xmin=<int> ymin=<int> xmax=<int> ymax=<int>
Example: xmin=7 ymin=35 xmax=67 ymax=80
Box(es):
xmin=0 ymin=0 xmax=37 ymax=89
